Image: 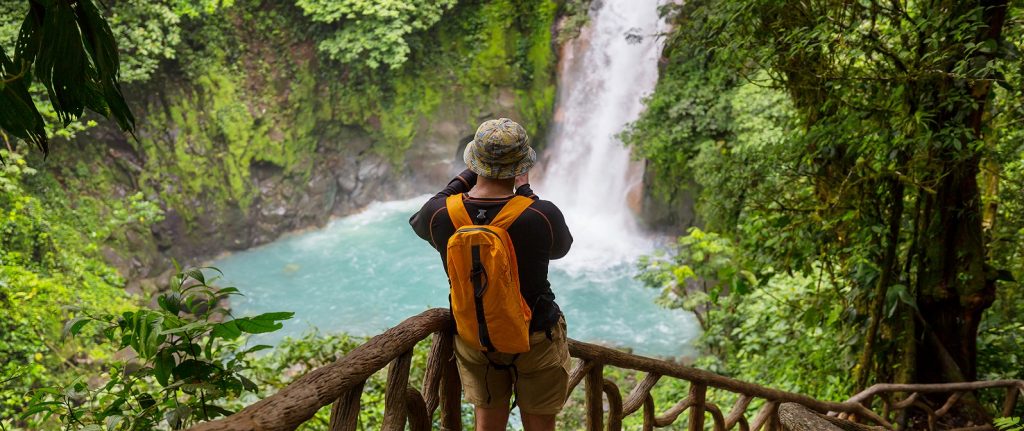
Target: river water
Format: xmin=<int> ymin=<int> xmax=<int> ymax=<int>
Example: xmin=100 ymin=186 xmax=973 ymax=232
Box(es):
xmin=213 ymin=0 xmax=698 ymax=359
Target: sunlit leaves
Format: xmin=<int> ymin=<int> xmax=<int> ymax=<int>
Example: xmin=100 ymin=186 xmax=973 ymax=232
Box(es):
xmin=109 ymin=0 xmax=182 ymax=83
xmin=296 ymin=0 xmax=457 ymax=69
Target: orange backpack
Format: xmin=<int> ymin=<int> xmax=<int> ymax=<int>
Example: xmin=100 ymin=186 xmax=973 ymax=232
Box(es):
xmin=445 ymin=194 xmax=534 ymax=353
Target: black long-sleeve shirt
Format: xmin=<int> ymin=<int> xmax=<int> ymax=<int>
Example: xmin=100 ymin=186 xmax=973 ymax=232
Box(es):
xmin=409 ymin=170 xmax=573 ymax=332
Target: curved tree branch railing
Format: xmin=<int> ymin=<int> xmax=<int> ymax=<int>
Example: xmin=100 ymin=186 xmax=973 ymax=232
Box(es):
xmin=188 ymin=308 xmax=1024 ymax=431
xmin=837 ymin=380 xmax=1024 ymax=430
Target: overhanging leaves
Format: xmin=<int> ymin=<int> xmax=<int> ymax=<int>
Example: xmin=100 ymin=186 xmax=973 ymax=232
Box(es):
xmin=0 ymin=0 xmax=135 ymax=159
xmin=0 ymin=44 xmax=46 ymax=160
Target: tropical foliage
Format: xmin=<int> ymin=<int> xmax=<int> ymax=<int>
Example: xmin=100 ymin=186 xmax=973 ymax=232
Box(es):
xmin=2 ymin=0 xmax=1023 ymax=428
xmin=18 ymin=268 xmax=291 ymax=429
xmin=631 ymin=0 xmax=1024 ymax=407
xmin=295 ymin=0 xmax=457 ymax=69
xmin=0 ymin=0 xmax=561 ymax=428
xmin=0 ymin=0 xmax=135 ymax=157
xmin=0 ymin=149 xmax=142 ymax=423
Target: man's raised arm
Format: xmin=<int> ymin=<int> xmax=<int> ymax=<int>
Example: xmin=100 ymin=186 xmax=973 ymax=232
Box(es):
xmin=408 ymin=169 xmax=477 ymax=243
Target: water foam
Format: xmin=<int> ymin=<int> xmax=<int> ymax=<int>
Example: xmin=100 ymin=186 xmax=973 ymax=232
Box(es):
xmin=536 ymin=0 xmax=671 ymax=275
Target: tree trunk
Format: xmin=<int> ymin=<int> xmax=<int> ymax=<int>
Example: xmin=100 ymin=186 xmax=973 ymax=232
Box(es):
xmin=914 ymin=0 xmax=1007 ymax=387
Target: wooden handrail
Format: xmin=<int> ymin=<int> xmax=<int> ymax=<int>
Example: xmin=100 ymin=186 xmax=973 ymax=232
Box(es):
xmin=191 ymin=308 xmax=450 ymax=431
xmin=188 ymin=308 xmax=1023 ymax=431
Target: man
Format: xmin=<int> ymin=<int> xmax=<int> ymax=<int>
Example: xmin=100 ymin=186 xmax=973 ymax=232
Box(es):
xmin=409 ymin=118 xmax=573 ymax=431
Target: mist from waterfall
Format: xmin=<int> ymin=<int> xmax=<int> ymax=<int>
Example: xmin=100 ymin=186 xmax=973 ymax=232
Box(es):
xmin=536 ymin=0 xmax=670 ymax=273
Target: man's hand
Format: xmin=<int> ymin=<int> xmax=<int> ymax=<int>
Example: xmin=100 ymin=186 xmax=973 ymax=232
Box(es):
xmin=515 ymin=173 xmax=529 ymax=189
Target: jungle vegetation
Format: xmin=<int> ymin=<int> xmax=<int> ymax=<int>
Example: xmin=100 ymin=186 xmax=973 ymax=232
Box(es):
xmin=1 ymin=0 xmax=1022 ymax=429
xmin=630 ymin=0 xmax=1024 ymax=412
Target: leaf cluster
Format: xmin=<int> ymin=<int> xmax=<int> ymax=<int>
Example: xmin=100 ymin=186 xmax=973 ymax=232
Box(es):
xmin=1 ymin=0 xmax=136 ymax=160
xmin=295 ymin=0 xmax=457 ymax=69
xmin=997 ymin=417 xmax=1024 ymax=431
xmin=21 ymin=267 xmax=292 ymax=430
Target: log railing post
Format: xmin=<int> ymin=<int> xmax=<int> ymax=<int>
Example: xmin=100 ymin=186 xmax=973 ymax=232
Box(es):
xmin=688 ymin=383 xmax=707 ymax=431
xmin=1003 ymin=385 xmax=1021 ymax=417
xmin=768 ymin=403 xmax=782 ymax=431
xmin=382 ymin=350 xmax=413 ymax=431
xmin=623 ymin=373 xmax=661 ymax=416
xmin=423 ymin=331 xmax=453 ymax=415
xmin=751 ymin=401 xmax=778 ymax=431
xmin=328 ymin=381 xmax=365 ymax=431
xmin=405 ymin=387 xmax=431 ymax=431
xmin=725 ymin=394 xmax=753 ymax=430
xmin=603 ymin=379 xmax=623 ymax=431
xmin=440 ymin=336 xmax=463 ymax=431
xmin=586 ymin=363 xmax=605 ymax=431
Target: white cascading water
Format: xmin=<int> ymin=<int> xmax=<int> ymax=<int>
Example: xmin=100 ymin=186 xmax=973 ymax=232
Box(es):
xmin=536 ymin=0 xmax=670 ymax=273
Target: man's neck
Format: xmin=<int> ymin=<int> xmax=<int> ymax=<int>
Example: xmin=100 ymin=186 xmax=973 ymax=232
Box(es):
xmin=469 ymin=177 xmax=515 ymax=198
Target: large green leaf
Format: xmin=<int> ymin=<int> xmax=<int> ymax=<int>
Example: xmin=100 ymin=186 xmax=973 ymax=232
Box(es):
xmin=0 ymin=0 xmax=135 ymax=157
xmin=0 ymin=44 xmax=46 ymax=157
xmin=233 ymin=312 xmax=294 ymax=334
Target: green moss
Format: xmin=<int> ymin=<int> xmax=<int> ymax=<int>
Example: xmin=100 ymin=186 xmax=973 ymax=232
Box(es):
xmin=518 ymin=0 xmax=558 ymax=139
xmin=54 ymin=0 xmax=561 ymax=230
xmin=321 ymin=0 xmax=559 ymax=164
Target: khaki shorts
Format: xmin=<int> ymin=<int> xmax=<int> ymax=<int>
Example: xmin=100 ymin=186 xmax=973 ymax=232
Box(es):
xmin=454 ymin=317 xmax=571 ymax=415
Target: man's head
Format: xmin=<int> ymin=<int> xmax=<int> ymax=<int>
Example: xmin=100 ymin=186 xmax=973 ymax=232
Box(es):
xmin=464 ymin=118 xmax=536 ymax=179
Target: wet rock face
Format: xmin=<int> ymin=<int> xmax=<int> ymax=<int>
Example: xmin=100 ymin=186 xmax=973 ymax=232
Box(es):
xmin=143 ymin=117 xmax=467 ymax=269
xmin=637 ymin=163 xmax=698 ymax=234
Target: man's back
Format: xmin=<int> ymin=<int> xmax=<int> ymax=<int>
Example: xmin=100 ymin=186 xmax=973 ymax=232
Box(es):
xmin=409 ymin=171 xmax=573 ymax=333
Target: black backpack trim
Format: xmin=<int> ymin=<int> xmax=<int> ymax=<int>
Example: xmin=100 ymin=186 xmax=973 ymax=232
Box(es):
xmin=471 ymin=244 xmax=496 ymax=352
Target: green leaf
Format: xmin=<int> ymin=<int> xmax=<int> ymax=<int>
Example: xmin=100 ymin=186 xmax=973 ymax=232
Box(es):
xmin=129 ymin=311 xmax=165 ymax=359
xmin=185 ymin=268 xmax=206 ymax=285
xmin=0 ymin=42 xmax=47 ymax=154
xmin=61 ymin=316 xmax=90 ymax=342
xmin=234 ymin=312 xmax=294 ymax=334
xmin=239 ymin=375 xmax=258 ymax=393
xmin=216 ymin=287 xmax=240 ymax=295
xmin=137 ymin=393 xmax=156 ymax=410
xmin=104 ymin=415 xmax=123 ymax=431
xmin=172 ymin=359 xmax=218 ymax=382
xmin=154 ymin=350 xmax=174 ymax=387
xmin=158 ymin=293 xmax=182 ymax=315
xmin=240 ymin=344 xmax=272 ymax=356
xmin=202 ymin=404 xmax=234 ymax=419
xmin=160 ymin=320 xmax=209 ymax=335
xmin=165 ymin=406 xmax=192 ymax=429
xmin=19 ymin=403 xmax=58 ymax=419
xmin=211 ymin=321 xmax=242 ymax=340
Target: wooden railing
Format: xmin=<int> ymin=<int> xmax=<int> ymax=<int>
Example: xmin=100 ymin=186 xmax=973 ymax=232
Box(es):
xmin=837 ymin=381 xmax=1024 ymax=430
xmin=188 ymin=308 xmax=1023 ymax=431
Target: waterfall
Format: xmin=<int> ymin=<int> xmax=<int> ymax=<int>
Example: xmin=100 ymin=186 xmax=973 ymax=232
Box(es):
xmin=213 ymin=0 xmax=699 ymax=358
xmin=536 ymin=0 xmax=669 ymax=273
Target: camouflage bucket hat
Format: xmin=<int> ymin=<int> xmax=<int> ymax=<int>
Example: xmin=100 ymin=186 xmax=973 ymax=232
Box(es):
xmin=463 ymin=118 xmax=537 ymax=179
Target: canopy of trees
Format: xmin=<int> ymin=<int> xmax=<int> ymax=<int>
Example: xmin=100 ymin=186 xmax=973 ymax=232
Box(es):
xmin=631 ymin=0 xmax=1024 ymax=406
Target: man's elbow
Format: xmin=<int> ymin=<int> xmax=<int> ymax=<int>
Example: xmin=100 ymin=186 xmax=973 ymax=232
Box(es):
xmin=551 ymin=237 xmax=573 ymax=259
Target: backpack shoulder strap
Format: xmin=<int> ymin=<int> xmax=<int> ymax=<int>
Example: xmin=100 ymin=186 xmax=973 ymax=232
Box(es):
xmin=489 ymin=196 xmax=534 ymax=230
xmin=445 ymin=194 xmax=474 ymax=228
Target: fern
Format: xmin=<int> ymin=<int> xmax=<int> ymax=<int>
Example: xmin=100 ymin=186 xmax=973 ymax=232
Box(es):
xmin=996 ymin=417 xmax=1024 ymax=431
